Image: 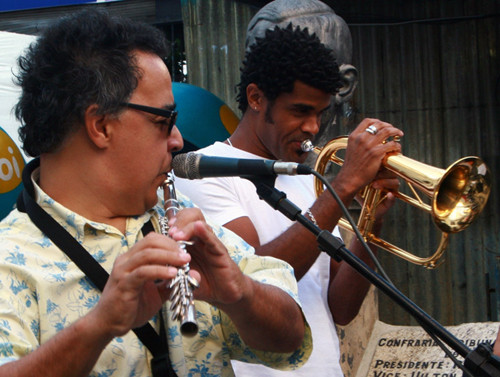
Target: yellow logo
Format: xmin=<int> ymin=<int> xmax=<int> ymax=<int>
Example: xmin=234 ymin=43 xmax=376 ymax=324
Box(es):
xmin=219 ymin=104 xmax=239 ymax=135
xmin=0 ymin=128 xmax=24 ymax=194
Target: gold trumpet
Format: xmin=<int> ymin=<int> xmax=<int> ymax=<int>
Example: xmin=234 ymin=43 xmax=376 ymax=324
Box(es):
xmin=302 ymin=136 xmax=491 ymax=268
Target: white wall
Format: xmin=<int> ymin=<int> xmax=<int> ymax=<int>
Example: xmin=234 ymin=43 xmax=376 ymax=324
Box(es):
xmin=0 ymin=31 xmax=36 ymax=158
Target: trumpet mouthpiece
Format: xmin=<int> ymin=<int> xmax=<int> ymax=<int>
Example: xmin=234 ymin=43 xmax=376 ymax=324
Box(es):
xmin=301 ymin=139 xmax=314 ymax=152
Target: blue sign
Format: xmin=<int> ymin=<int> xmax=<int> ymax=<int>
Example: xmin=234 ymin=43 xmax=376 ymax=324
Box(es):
xmin=0 ymin=1 xmax=121 ymax=13
xmin=172 ymin=82 xmax=239 ymax=152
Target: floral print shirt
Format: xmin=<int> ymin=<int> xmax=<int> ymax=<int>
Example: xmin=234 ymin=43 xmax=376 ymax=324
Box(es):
xmin=0 ymin=171 xmax=311 ymax=377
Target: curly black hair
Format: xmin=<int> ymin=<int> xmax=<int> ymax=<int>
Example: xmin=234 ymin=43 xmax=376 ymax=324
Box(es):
xmin=236 ymin=23 xmax=342 ymax=113
xmin=14 ymin=8 xmax=170 ymax=157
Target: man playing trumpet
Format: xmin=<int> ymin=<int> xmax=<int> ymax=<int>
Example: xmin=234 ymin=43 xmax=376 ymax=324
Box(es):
xmin=175 ymin=22 xmax=403 ymax=377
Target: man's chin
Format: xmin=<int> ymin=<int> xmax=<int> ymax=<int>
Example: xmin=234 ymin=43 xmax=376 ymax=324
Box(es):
xmin=294 ymin=150 xmax=308 ymax=164
xmin=143 ymin=193 xmax=161 ymax=213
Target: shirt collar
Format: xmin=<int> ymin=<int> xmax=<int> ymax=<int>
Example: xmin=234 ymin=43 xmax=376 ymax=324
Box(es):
xmin=30 ymin=166 xmax=158 ymax=242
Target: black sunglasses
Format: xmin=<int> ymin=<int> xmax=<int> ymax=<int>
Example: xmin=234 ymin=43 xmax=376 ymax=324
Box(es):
xmin=120 ymin=102 xmax=177 ymax=135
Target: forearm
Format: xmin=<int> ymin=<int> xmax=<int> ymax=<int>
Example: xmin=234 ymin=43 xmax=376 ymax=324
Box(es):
xmin=0 ymin=310 xmax=114 ymax=377
xmin=327 ymin=214 xmax=384 ymax=325
xmin=217 ymin=275 xmax=305 ymax=353
xmin=327 ymin=236 xmax=377 ymax=325
xmin=494 ymin=326 xmax=500 ymax=356
xmin=256 ymin=178 xmax=358 ymax=279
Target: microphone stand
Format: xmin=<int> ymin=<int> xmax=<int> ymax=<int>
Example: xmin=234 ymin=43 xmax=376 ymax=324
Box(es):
xmin=245 ymin=176 xmax=500 ymax=377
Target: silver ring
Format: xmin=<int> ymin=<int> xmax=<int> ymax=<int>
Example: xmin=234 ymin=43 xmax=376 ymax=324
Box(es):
xmin=365 ymin=124 xmax=378 ymax=135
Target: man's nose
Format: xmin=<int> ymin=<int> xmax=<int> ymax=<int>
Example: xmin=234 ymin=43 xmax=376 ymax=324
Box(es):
xmin=168 ymin=125 xmax=184 ymax=153
xmin=301 ymin=114 xmax=321 ymax=135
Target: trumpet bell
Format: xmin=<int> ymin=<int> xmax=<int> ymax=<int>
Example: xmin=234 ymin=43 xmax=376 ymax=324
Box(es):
xmin=384 ymin=153 xmax=491 ymax=234
xmin=432 ymin=157 xmax=491 ymax=233
xmin=310 ymin=136 xmax=491 ymax=268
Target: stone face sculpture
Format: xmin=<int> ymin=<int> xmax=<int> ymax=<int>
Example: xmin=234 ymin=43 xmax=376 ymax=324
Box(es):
xmin=245 ymin=0 xmax=358 ymax=106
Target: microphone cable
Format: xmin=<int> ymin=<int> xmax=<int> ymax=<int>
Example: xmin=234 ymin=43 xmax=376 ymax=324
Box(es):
xmin=311 ymin=170 xmax=478 ymax=376
xmin=310 ymin=169 xmax=393 ymax=284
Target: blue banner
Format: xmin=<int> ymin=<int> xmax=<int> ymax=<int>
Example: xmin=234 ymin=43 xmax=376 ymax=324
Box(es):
xmin=0 ymin=0 xmax=121 ymax=13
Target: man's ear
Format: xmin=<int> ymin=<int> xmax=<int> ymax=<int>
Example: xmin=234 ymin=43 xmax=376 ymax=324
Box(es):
xmin=246 ymin=83 xmax=263 ymax=111
xmin=84 ymin=104 xmax=113 ymax=149
xmin=335 ymin=64 xmax=358 ymax=105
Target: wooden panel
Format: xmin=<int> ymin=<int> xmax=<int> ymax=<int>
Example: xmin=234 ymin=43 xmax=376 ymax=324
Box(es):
xmin=181 ymin=0 xmax=255 ymax=113
xmin=349 ymin=0 xmax=500 ymax=325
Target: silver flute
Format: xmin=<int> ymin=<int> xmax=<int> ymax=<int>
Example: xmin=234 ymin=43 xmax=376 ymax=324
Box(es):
xmin=160 ymin=173 xmax=199 ymax=336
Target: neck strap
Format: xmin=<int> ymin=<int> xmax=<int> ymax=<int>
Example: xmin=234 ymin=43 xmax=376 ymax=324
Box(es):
xmin=17 ymin=158 xmax=178 ymax=377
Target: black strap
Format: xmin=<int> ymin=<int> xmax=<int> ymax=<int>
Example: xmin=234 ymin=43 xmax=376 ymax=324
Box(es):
xmin=17 ymin=158 xmax=178 ymax=377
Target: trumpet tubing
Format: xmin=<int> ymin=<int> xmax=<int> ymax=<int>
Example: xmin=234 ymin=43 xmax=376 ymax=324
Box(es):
xmin=308 ymin=136 xmax=491 ymax=268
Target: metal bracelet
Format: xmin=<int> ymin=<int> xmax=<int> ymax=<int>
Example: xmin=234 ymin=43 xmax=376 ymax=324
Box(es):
xmin=305 ymin=209 xmax=318 ymax=227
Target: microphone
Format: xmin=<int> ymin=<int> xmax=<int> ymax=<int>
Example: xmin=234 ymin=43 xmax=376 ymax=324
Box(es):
xmin=172 ymin=152 xmax=313 ymax=179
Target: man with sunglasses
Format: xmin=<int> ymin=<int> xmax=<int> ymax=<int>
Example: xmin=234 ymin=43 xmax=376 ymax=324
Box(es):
xmin=0 ymin=9 xmax=312 ymax=377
